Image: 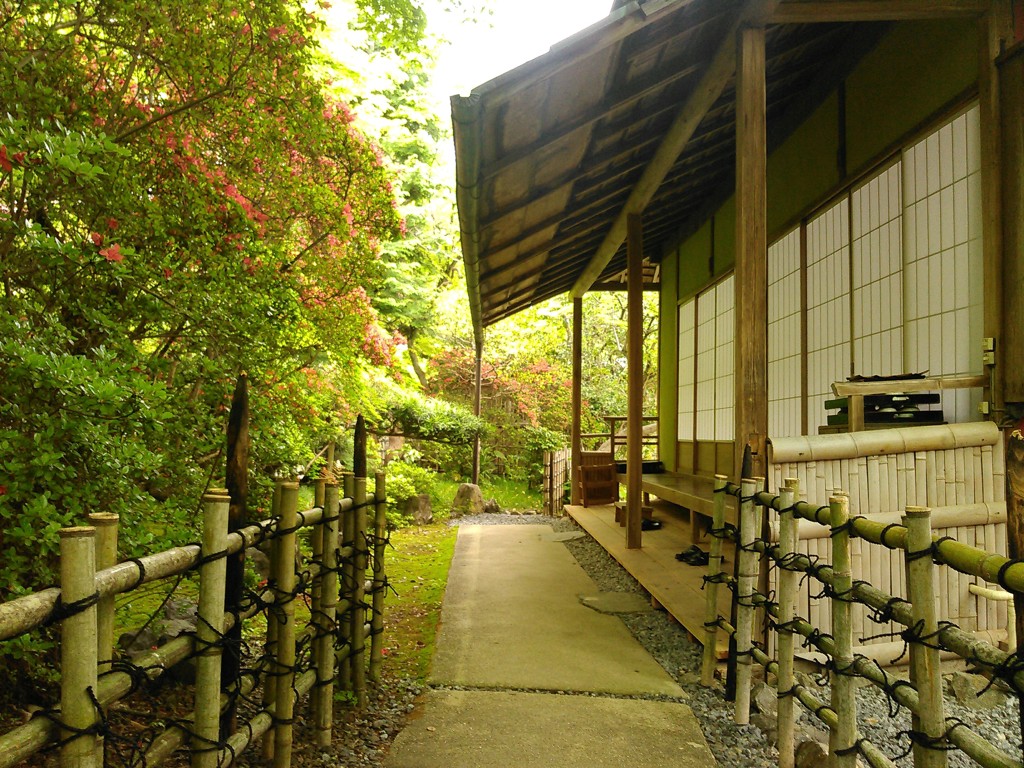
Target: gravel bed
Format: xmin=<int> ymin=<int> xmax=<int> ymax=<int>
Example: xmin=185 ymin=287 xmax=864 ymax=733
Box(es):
xmin=280 ymin=512 xmax=1021 ymax=767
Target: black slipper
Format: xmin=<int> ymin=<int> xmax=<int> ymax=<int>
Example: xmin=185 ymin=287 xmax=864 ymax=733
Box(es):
xmin=641 ymin=518 xmax=663 ymax=531
xmin=675 ymin=545 xmax=701 ymax=561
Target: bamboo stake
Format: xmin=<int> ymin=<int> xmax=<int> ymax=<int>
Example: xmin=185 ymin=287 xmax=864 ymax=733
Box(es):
xmin=701 ymin=475 xmax=729 ymax=686
xmin=313 ymin=483 xmax=340 ymax=747
xmin=351 ymin=472 xmax=368 ymax=708
xmin=262 ymin=480 xmax=283 ymax=761
xmin=904 ymin=506 xmax=948 ymax=768
xmin=59 ymin=527 xmax=99 ymax=768
xmin=311 ymin=476 xmax=326 ymax=687
xmin=272 ymin=481 xmax=300 ymax=768
xmin=86 ymin=513 xmax=118 ymax=673
xmin=370 ymin=472 xmax=387 ymax=683
xmin=734 ymin=477 xmax=760 ymax=725
xmin=339 ymin=472 xmax=355 ymax=690
xmin=776 ymin=479 xmax=799 ymax=768
xmin=829 ymin=493 xmax=857 ymax=768
xmin=192 ymin=492 xmax=231 ymax=768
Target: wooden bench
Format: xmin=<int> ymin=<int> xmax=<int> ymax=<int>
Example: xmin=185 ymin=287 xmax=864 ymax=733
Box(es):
xmin=635 ymin=472 xmax=738 ymax=545
xmin=767 ymin=421 xmax=1009 ymax=661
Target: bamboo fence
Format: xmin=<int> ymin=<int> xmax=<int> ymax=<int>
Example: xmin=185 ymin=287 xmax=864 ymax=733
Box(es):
xmin=542 ymin=447 xmax=572 ymax=516
xmin=702 ymin=472 xmax=1024 ymax=768
xmin=0 ymin=445 xmax=390 ymax=768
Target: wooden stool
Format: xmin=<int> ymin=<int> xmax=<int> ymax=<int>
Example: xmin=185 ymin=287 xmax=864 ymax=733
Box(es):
xmin=614 ymin=502 xmax=654 ymax=526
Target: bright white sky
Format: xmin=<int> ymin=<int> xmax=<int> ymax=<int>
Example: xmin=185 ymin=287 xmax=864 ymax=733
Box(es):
xmin=426 ymin=0 xmax=611 ymax=100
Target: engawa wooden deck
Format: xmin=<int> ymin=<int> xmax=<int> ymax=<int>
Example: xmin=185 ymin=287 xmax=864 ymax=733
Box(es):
xmin=566 ymin=500 xmax=733 ymax=659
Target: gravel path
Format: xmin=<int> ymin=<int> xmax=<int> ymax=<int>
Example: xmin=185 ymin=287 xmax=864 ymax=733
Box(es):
xmin=278 ymin=512 xmax=1022 ymax=767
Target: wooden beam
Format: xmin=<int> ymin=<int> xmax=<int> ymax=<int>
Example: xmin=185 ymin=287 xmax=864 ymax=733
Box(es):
xmin=771 ymin=0 xmax=987 ymax=24
xmin=734 ymin=24 xmax=769 ymax=479
xmin=571 ymin=0 xmax=781 ymax=299
xmin=571 ymin=298 xmax=583 ymax=505
xmin=626 ymin=213 xmax=644 ymax=550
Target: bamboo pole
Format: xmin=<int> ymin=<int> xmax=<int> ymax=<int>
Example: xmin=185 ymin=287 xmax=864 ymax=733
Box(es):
xmin=309 ymin=474 xmax=326 ymax=719
xmin=829 ymin=493 xmax=857 ymax=767
xmin=262 ymin=480 xmax=284 ymax=760
xmin=59 ymin=526 xmax=99 ymax=768
xmin=339 ymin=471 xmax=356 ymax=690
xmin=734 ymin=477 xmax=760 ymax=724
xmin=313 ymin=483 xmax=340 ymax=747
xmin=904 ymin=506 xmax=948 ymax=768
xmin=370 ymin=472 xmax=387 ymax=683
xmin=272 ymin=481 xmax=300 ymax=768
xmin=192 ymin=492 xmax=231 ymax=768
xmin=701 ymin=474 xmax=729 ymax=686
xmin=86 ymin=513 xmax=118 ymax=673
xmin=351 ymin=472 xmax=369 ymax=708
xmin=776 ymin=479 xmax=799 ymax=768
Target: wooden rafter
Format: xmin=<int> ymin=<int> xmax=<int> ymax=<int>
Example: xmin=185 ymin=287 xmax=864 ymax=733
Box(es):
xmin=771 ymin=0 xmax=987 ymax=24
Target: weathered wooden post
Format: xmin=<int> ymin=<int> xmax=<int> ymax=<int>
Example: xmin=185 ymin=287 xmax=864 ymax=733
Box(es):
xmin=59 ymin=526 xmax=99 ymax=768
xmin=86 ymin=513 xmax=119 ymax=674
xmin=734 ymin=477 xmax=761 ymax=724
xmin=313 ymin=483 xmax=340 ymax=747
xmin=272 ymin=481 xmax=300 ymax=768
xmin=369 ymin=471 xmax=387 ymax=683
xmin=829 ymin=493 xmax=857 ymax=768
xmin=904 ymin=506 xmax=948 ymax=768
xmin=262 ymin=480 xmax=284 ymax=760
xmin=351 ymin=416 xmax=369 ymax=708
xmin=701 ymin=474 xmax=729 ymax=686
xmin=339 ymin=471 xmax=356 ymax=690
xmin=776 ymin=478 xmax=799 ymax=768
xmin=192 ymin=492 xmax=231 ymax=768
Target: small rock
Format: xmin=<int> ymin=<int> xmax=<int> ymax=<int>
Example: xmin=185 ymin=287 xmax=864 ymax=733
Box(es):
xmin=483 ymin=498 xmax=501 ymax=514
xmin=750 ymin=713 xmax=778 ymax=746
xmin=795 ymin=739 xmax=829 ymax=768
xmin=405 ymin=494 xmax=433 ymax=525
xmin=947 ymin=670 xmax=1008 ymax=710
xmin=752 ymin=681 xmax=778 ymax=717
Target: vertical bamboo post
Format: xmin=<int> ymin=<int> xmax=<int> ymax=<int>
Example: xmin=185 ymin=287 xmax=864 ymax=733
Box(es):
xmin=904 ymin=506 xmax=948 ymax=768
xmin=351 ymin=461 xmax=369 ymax=708
xmin=310 ymin=473 xmax=326 ymax=704
xmin=339 ymin=471 xmax=356 ymax=690
xmin=701 ymin=475 xmax=729 ymax=686
xmin=776 ymin=479 xmax=799 ymax=768
xmin=734 ymin=477 xmax=761 ymax=724
xmin=262 ymin=480 xmax=284 ymax=760
xmin=59 ymin=526 xmax=99 ymax=768
xmin=370 ymin=471 xmax=387 ymax=683
xmin=192 ymin=492 xmax=231 ymax=768
xmin=313 ymin=483 xmax=340 ymax=747
xmin=352 ymin=421 xmax=368 ymax=708
xmin=829 ymin=493 xmax=857 ymax=767
xmin=87 ymin=513 xmax=119 ymax=674
xmin=272 ymin=481 xmax=300 ymax=768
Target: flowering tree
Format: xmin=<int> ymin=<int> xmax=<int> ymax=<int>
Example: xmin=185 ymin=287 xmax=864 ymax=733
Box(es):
xmin=0 ymin=1 xmax=416 ymax=617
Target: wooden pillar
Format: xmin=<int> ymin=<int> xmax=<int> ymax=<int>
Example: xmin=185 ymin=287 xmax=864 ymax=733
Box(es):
xmin=1000 ymin=40 xmax=1024 ymax=401
xmin=626 ymin=213 xmax=644 ymax=549
xmin=571 ymin=297 xmax=583 ymax=505
xmin=734 ymin=23 xmax=768 ymax=479
xmin=472 ymin=338 xmax=483 ymax=485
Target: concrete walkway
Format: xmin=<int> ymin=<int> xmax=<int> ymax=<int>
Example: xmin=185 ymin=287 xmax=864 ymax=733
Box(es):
xmin=384 ymin=524 xmax=717 ymax=768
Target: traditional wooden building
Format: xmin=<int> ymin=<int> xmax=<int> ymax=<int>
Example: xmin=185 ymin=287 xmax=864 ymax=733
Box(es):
xmin=453 ymin=0 xmax=1024 ymax=557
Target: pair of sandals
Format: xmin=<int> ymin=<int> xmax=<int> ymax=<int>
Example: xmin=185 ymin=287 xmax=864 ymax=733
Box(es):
xmin=641 ymin=518 xmax=663 ymax=531
xmin=675 ymin=545 xmax=709 ymax=566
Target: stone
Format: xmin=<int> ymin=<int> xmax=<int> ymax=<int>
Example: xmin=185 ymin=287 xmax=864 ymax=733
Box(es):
xmin=752 ymin=681 xmax=778 ymax=717
xmin=947 ymin=670 xmax=1008 ymax=710
xmin=750 ymin=713 xmax=778 ymax=746
xmin=451 ymin=483 xmax=485 ymax=517
xmin=795 ymin=739 xmax=829 ymax=768
xmin=405 ymin=493 xmax=433 ymax=525
xmin=246 ymin=546 xmax=271 ymax=581
xmin=482 ymin=498 xmax=501 ymax=515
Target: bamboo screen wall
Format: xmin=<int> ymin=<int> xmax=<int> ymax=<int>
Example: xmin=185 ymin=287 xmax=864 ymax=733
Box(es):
xmin=677 ymin=299 xmax=696 ymax=440
xmin=767 ymin=422 xmax=1007 ymax=657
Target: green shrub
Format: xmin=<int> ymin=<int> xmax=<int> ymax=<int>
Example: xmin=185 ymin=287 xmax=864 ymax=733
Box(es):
xmin=384 ymin=460 xmax=439 ymax=527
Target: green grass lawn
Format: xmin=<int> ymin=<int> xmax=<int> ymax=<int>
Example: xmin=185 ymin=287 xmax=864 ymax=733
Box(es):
xmin=380 ymin=523 xmax=457 ymax=682
xmin=432 ymin=475 xmax=543 ymax=514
